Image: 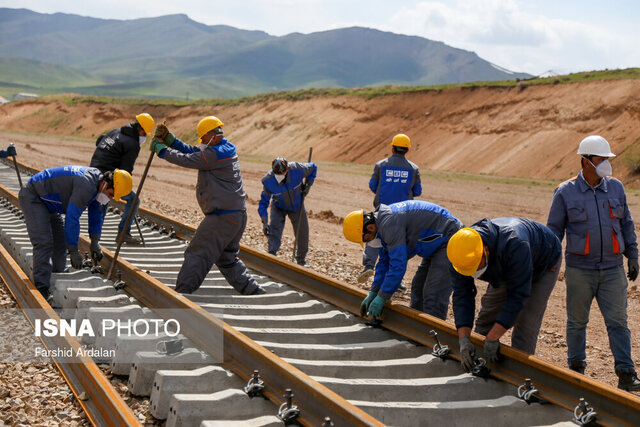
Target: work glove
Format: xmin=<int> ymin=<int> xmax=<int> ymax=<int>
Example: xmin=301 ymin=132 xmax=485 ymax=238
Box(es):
xmin=151 ymin=139 xmax=168 ymax=155
xmin=153 ymin=123 xmax=169 ymax=141
xmin=359 ymin=291 xmax=377 ymax=317
xmin=459 ymin=336 xmax=476 ymax=372
xmin=262 ymin=223 xmax=270 ymax=236
xmin=483 ymin=339 xmax=500 ymax=363
xmin=89 ymin=235 xmax=103 ymax=262
xmin=69 ymin=249 xmax=83 ymax=270
xmin=300 ymin=182 xmax=311 ymax=197
xmin=628 ymin=258 xmax=639 ymax=281
xmin=368 ymin=295 xmax=387 ymax=317
xmin=6 ymin=144 xmax=17 ymax=157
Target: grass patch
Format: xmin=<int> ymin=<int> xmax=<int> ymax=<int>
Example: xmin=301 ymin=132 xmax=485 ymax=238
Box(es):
xmin=30 ymin=67 xmax=640 ymax=108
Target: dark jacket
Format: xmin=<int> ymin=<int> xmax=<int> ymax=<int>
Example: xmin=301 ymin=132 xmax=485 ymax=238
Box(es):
xmin=258 ymin=162 xmax=317 ymax=218
xmin=90 ymin=122 xmax=141 ymax=174
xmin=369 ymin=152 xmax=421 ymax=208
xmin=451 ymin=217 xmax=561 ymax=330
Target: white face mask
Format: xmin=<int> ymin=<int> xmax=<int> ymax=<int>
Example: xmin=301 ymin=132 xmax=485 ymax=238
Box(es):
xmin=275 ymin=173 xmax=286 ymax=183
xmin=367 ymin=238 xmax=382 ymax=248
xmin=595 ymin=159 xmax=613 ymax=177
xmin=96 ymin=192 xmax=110 ymax=205
xmin=472 ymin=249 xmax=488 ymax=279
xmin=139 ymin=135 xmax=147 ymax=146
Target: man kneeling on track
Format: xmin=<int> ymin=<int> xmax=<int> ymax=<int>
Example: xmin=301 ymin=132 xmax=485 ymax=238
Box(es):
xmin=150 ymin=116 xmax=264 ymax=296
xmin=19 ymin=166 xmax=132 ymax=300
xmin=447 ymin=218 xmax=561 ymax=372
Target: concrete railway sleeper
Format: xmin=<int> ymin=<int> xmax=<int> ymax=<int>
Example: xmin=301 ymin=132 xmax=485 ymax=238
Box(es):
xmin=0 ymin=160 xmax=639 ymax=426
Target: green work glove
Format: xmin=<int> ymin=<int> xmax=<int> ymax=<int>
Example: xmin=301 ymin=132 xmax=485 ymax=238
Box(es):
xmin=368 ymin=295 xmax=387 ymax=317
xmin=153 ymin=123 xmax=169 ymax=141
xmin=69 ymin=249 xmax=83 ymax=270
xmin=151 ymin=139 xmax=168 ymax=155
xmin=483 ymin=339 xmax=500 ymax=363
xmin=628 ymin=258 xmax=639 ymax=281
xmin=6 ymin=144 xmax=17 ymax=157
xmin=459 ymin=336 xmax=476 ymax=372
xmin=89 ymin=234 xmax=103 ymax=262
xmin=359 ymin=291 xmax=377 ymax=317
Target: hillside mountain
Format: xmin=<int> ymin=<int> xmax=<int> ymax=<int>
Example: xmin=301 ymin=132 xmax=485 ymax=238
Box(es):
xmin=0 ymin=8 xmax=532 ymax=99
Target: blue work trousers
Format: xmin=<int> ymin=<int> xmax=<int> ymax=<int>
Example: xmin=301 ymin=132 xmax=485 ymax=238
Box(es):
xmin=409 ymin=247 xmax=452 ymax=320
xmin=565 ymin=265 xmax=634 ymax=371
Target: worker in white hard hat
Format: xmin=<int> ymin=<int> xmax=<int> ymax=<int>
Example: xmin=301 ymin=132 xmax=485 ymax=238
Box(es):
xmin=547 ymin=135 xmax=640 ymax=391
xmin=90 ymin=113 xmax=156 ymax=244
xmin=357 ymin=134 xmax=422 ymax=285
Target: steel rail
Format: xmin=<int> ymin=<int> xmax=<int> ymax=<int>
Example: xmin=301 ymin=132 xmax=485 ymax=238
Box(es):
xmin=0 ymin=229 xmax=140 ymax=427
xmin=5 ymin=158 xmax=640 ymax=426
xmin=0 ymin=181 xmax=382 ymax=427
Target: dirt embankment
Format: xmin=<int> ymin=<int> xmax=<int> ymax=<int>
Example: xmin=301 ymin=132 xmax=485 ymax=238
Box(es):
xmin=2 ymin=79 xmax=640 ymax=185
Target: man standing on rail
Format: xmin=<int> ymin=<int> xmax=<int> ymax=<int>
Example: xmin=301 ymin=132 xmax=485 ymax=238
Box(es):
xmin=547 ymin=135 xmax=640 ymax=391
xmin=446 ymin=218 xmax=562 ymax=371
xmin=90 ymin=113 xmax=155 ymax=244
xmin=343 ymin=200 xmax=461 ymax=319
xmin=150 ymin=116 xmax=264 ymax=295
xmin=358 ymin=134 xmax=422 ymax=286
xmin=18 ymin=166 xmax=132 ymax=300
xmin=258 ymin=157 xmax=317 ymax=266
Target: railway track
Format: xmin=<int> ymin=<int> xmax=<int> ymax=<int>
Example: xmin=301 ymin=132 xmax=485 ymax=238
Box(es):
xmin=0 ymin=159 xmax=638 ymax=426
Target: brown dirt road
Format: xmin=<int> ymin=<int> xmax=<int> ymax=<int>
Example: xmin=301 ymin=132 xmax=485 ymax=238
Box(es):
xmin=1 ymin=80 xmax=639 ymax=392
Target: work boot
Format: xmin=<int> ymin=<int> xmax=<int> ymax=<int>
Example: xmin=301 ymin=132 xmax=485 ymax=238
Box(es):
xmin=398 ymin=284 xmax=408 ymax=292
xmin=616 ymin=369 xmax=640 ymax=392
xmin=246 ymin=286 xmax=266 ymax=296
xmin=357 ymin=267 xmax=374 ymax=283
xmin=122 ymin=232 xmax=141 ymax=245
xmin=569 ymin=361 xmax=586 ymax=375
xmin=297 ymin=260 xmax=308 ymax=268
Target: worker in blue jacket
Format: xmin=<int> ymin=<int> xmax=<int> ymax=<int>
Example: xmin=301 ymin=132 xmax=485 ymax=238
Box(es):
xmin=151 ymin=116 xmax=264 ymax=296
xmin=547 ymin=135 xmax=640 ymax=391
xmin=343 ymin=200 xmax=462 ymax=319
xmin=18 ymin=166 xmax=132 ymax=299
xmin=259 ymin=157 xmax=317 ymax=266
xmin=358 ymin=134 xmax=421 ymax=283
xmin=0 ymin=144 xmax=17 ymax=158
xmin=447 ymin=218 xmax=561 ymax=372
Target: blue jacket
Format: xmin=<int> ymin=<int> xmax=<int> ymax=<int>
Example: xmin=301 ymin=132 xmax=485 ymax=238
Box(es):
xmin=369 ymin=153 xmax=421 ymax=207
xmin=0 ymin=150 xmax=6 ymax=158
xmin=451 ymin=217 xmax=561 ymax=330
xmin=371 ymin=201 xmax=462 ymax=299
xmin=159 ymin=137 xmax=246 ymax=214
xmin=258 ymin=162 xmax=317 ymax=218
xmin=28 ymin=166 xmax=104 ymax=249
xmin=547 ymin=172 xmax=638 ymax=269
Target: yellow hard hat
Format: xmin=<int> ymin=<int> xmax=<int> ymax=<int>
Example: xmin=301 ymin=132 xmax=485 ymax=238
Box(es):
xmin=113 ymin=169 xmax=133 ymax=202
xmin=343 ymin=209 xmax=365 ymax=248
xmin=391 ymin=134 xmax=411 ymax=148
xmin=197 ymin=116 xmax=224 ymax=143
xmin=135 ymin=113 xmax=155 ymax=135
xmin=447 ymin=228 xmax=484 ymax=276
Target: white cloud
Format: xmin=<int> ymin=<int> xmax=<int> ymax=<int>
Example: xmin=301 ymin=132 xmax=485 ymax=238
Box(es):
xmin=387 ymin=0 xmax=640 ymax=75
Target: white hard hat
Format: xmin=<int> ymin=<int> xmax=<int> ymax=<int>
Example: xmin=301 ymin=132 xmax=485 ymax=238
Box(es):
xmin=577 ymin=135 xmax=616 ymax=158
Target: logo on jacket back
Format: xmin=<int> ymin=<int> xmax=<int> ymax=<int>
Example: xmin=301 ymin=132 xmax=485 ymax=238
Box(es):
xmin=385 ymin=169 xmax=409 ymax=183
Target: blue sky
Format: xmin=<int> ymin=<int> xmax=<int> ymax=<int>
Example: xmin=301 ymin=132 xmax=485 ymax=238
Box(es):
xmin=1 ymin=0 xmax=638 ymax=76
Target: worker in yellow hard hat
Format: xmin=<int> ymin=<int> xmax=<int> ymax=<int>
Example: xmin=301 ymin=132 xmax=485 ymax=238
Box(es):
xmin=343 ymin=200 xmax=462 ymax=320
xmin=447 ymin=218 xmax=561 ymax=373
xmin=90 ymin=112 xmax=156 ymax=244
xmin=150 ymin=116 xmax=264 ymax=296
xmin=18 ymin=166 xmax=131 ymax=302
xmin=358 ymin=133 xmax=422 ymax=286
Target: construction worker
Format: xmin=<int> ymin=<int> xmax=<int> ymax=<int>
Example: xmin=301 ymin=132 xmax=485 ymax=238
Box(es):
xmin=358 ymin=134 xmax=422 ymax=284
xmin=90 ymin=113 xmax=155 ymax=244
xmin=447 ymin=218 xmax=561 ymax=372
xmin=258 ymin=157 xmax=317 ymax=266
xmin=547 ymin=135 xmax=640 ymax=391
xmin=343 ymin=200 xmax=462 ymax=319
xmin=0 ymin=145 xmax=17 ymax=158
xmin=150 ymin=116 xmax=264 ymax=295
xmin=18 ymin=166 xmax=132 ymax=300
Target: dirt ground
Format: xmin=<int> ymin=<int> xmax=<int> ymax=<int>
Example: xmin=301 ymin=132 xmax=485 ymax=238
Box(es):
xmin=1 ymin=82 xmax=639 ymax=394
